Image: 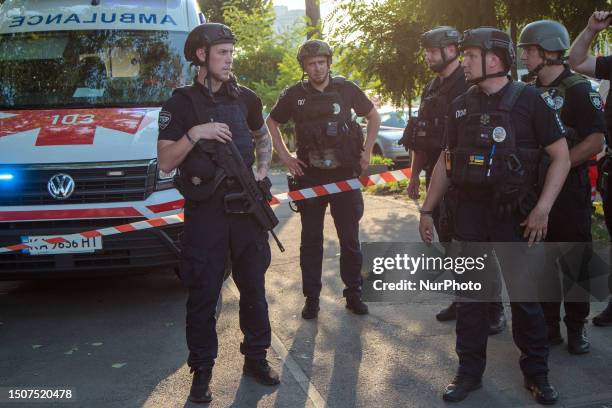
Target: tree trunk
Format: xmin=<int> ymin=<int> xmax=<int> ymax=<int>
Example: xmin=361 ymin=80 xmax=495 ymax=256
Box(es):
xmin=305 ymin=0 xmax=321 ymax=38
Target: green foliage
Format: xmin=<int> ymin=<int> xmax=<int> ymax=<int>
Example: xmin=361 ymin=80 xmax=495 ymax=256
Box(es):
xmin=370 ymin=154 xmax=394 ymax=166
xmin=221 ymin=0 xmax=306 ymax=110
xmin=198 ymin=0 xmax=270 ymax=24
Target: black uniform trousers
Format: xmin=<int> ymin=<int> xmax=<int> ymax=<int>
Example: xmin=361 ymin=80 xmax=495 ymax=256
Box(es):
xmin=180 ymin=185 xmax=272 ymax=371
xmin=427 ymin=165 xmax=504 ymax=316
xmin=541 ymin=170 xmax=592 ymax=331
xmin=453 ymin=193 xmax=549 ymax=379
xmin=298 ymin=187 xmax=364 ymax=298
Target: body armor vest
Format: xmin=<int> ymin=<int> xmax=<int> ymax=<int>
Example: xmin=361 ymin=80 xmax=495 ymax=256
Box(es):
xmin=173 ymin=83 xmax=254 ymax=201
xmin=538 ymin=73 xmax=590 ymax=150
xmin=447 ymin=81 xmax=544 ymax=214
xmin=403 ymin=72 xmax=462 ymax=152
xmin=293 ymin=77 xmax=363 ymax=173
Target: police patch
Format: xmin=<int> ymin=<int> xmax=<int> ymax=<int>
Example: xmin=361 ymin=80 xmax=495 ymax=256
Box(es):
xmin=590 ymin=92 xmax=603 ymax=110
xmin=540 ymin=91 xmax=555 ymax=109
xmin=158 ymin=111 xmax=171 ymax=130
xmin=553 ymin=96 xmax=564 ymax=110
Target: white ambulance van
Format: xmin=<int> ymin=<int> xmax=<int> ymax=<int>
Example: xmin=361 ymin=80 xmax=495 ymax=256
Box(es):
xmin=0 ymin=0 xmax=204 ymax=278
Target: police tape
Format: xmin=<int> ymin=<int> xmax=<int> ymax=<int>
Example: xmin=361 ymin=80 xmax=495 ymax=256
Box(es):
xmin=0 ymin=168 xmax=412 ymax=254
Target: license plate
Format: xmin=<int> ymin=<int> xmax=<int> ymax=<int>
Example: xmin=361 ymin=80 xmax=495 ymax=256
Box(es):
xmin=21 ymin=235 xmax=102 ymax=255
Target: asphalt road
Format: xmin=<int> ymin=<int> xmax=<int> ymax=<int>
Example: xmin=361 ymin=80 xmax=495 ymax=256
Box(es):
xmin=1 ymin=172 xmax=612 ymax=407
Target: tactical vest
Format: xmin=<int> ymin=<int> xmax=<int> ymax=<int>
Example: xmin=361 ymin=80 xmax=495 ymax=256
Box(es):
xmin=447 ymin=81 xmax=543 ymax=206
xmin=404 ymin=72 xmax=462 ymax=152
xmin=538 ymin=73 xmax=591 ymax=150
xmin=173 ymin=83 xmax=254 ymax=201
xmin=293 ymin=77 xmax=363 ymax=173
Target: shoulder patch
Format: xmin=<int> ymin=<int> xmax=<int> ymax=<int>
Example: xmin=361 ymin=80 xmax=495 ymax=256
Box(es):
xmin=279 ymin=86 xmax=290 ymax=98
xmin=158 ymin=111 xmax=172 ymax=130
xmin=589 ymin=92 xmax=603 ymax=110
xmin=540 ymin=91 xmax=556 ymax=110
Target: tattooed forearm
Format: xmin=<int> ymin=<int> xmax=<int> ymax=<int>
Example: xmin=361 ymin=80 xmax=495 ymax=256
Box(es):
xmin=253 ymin=125 xmax=272 ymax=173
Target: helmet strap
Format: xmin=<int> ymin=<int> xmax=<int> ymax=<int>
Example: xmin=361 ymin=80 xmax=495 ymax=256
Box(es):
xmin=529 ymin=48 xmax=565 ymax=76
xmin=431 ymin=47 xmax=458 ymax=73
xmin=468 ymin=49 xmax=508 ymax=84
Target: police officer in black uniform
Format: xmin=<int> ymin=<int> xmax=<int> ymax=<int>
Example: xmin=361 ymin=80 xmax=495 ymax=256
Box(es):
xmin=157 ymin=23 xmax=279 ymax=403
xmin=519 ymin=20 xmax=606 ymax=353
xmin=419 ymin=27 xmax=571 ymax=404
xmin=266 ymin=40 xmax=381 ymax=319
xmin=404 ymin=26 xmax=505 ymax=332
xmin=569 ymin=10 xmax=612 ymax=326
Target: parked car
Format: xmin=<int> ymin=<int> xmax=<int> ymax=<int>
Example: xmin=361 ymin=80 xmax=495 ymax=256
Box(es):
xmin=356 ymin=107 xmax=417 ymax=168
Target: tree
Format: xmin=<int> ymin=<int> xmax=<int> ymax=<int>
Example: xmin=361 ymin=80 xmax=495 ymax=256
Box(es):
xmin=222 ymin=0 xmax=305 ymax=109
xmin=305 ymin=0 xmax=321 ymax=38
xmin=198 ymin=0 xmax=270 ymax=24
xmin=329 ymin=0 xmax=608 ymax=108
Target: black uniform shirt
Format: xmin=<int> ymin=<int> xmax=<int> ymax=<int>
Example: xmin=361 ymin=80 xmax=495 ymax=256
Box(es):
xmin=536 ymin=67 xmax=606 ymax=140
xmin=595 ymin=56 xmax=612 ymax=140
xmin=269 ymin=78 xmax=373 ymax=125
xmin=447 ymin=80 xmax=565 ymax=151
xmin=419 ymin=65 xmax=470 ymax=165
xmin=421 ymin=65 xmax=470 ymax=113
xmin=158 ymin=80 xmax=264 ymax=142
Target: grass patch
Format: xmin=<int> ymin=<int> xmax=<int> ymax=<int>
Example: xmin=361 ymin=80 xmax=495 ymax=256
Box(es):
xmin=592 ymin=201 xmax=610 ymax=242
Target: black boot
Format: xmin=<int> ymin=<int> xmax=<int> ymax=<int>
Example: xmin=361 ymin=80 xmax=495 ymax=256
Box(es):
xmin=188 ymin=368 xmax=212 ymax=403
xmin=301 ymin=297 xmax=320 ymax=320
xmin=243 ymin=359 xmax=280 ymax=386
xmin=593 ymin=299 xmax=612 ymax=327
xmin=436 ymin=302 xmax=457 ymax=322
xmin=488 ymin=307 xmax=507 ymax=335
xmin=524 ymin=374 xmax=558 ymax=405
xmin=346 ymin=294 xmax=368 ymax=315
xmin=442 ymin=375 xmax=482 ymax=402
xmin=567 ymin=326 xmax=590 ymax=355
xmin=547 ymin=324 xmax=563 ymax=345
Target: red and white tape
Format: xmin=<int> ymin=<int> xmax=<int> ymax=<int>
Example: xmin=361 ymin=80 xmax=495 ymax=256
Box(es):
xmin=0 ymin=168 xmax=412 ymax=254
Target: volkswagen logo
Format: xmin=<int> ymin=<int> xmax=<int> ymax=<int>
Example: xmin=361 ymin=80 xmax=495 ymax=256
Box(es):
xmin=47 ymin=173 xmax=75 ymax=200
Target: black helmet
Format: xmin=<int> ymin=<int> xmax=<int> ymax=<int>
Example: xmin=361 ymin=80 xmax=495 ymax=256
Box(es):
xmin=460 ymin=27 xmax=515 ymax=83
xmin=184 ymin=23 xmax=236 ymax=66
xmin=297 ymin=39 xmax=332 ymax=68
xmin=421 ymin=26 xmax=460 ymax=72
xmin=518 ymin=20 xmax=569 ymax=76
xmin=421 ymin=26 xmax=461 ymax=49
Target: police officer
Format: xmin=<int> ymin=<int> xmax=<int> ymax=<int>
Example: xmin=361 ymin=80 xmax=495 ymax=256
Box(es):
xmin=405 ymin=26 xmax=505 ymax=332
xmin=519 ymin=20 xmax=606 ymax=353
xmin=419 ymin=27 xmax=571 ymax=404
xmin=569 ymin=10 xmax=612 ymax=326
xmin=266 ymin=39 xmax=381 ymax=319
xmin=157 ymin=23 xmax=279 ymax=403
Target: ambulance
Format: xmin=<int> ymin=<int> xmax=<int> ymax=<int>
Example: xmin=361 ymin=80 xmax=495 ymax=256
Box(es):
xmin=0 ymin=0 xmax=204 ymax=278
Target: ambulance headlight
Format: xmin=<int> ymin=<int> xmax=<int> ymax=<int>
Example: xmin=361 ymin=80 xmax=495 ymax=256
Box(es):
xmin=155 ymin=168 xmax=176 ymax=191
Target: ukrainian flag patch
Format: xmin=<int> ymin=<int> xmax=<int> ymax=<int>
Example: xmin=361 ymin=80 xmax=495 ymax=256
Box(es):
xmin=469 ymin=154 xmax=484 ymax=165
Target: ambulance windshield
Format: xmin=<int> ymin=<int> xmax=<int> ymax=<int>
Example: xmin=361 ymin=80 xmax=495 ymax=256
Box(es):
xmin=0 ymin=30 xmax=191 ymax=108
